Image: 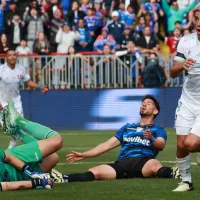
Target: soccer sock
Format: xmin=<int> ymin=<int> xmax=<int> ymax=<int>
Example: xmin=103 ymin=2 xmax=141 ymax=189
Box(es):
xmin=62 ymin=172 xmax=95 ymax=182
xmin=16 ymin=116 xmax=58 ymax=140
xmin=177 ymin=155 xmax=192 ymax=183
xmin=16 ymin=128 xmax=37 ymax=144
xmin=157 ymin=167 xmax=173 ymax=178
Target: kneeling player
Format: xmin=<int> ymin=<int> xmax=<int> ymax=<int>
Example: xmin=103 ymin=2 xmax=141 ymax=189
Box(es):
xmin=56 ymin=95 xmax=179 ymax=183
xmin=0 ymin=100 xmax=63 ymax=191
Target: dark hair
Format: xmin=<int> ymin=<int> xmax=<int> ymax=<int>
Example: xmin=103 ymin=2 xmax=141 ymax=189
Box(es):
xmin=142 ymin=95 xmax=160 ymax=118
xmin=5 ymin=49 xmax=16 ymax=54
xmin=175 ymin=21 xmax=181 ymax=25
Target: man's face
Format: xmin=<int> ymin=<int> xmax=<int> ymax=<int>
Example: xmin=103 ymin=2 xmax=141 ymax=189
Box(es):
xmin=144 ymin=27 xmax=151 ymax=36
xmin=78 ymin=20 xmax=84 ymax=28
xmin=112 ymin=16 xmax=119 ymax=22
xmin=6 ymin=51 xmax=18 ymax=65
xmin=103 ymin=45 xmax=110 ymax=54
xmin=194 ymin=11 xmax=200 ymax=38
xmin=140 ymin=99 xmax=158 ymax=118
xmin=150 ymin=0 xmax=156 ymax=3
xmin=172 ymin=1 xmax=179 ymax=10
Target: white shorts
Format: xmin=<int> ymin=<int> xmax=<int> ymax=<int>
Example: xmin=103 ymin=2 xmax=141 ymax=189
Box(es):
xmin=175 ymin=99 xmax=200 ymax=136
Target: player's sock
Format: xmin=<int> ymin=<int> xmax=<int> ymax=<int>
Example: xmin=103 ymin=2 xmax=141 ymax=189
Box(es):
xmin=157 ymin=167 xmax=173 ymax=178
xmin=15 ymin=116 xmax=59 ymax=140
xmin=62 ymin=172 xmax=95 ymax=182
xmin=177 ymin=155 xmax=192 ymax=183
xmin=16 ymin=128 xmax=37 ymax=144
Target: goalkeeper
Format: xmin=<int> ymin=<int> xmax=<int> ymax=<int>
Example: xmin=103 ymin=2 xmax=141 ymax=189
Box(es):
xmin=0 ymin=100 xmax=63 ymax=191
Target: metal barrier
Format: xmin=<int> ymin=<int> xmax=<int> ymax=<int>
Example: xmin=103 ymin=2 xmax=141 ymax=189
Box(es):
xmin=0 ymin=53 xmax=186 ymax=89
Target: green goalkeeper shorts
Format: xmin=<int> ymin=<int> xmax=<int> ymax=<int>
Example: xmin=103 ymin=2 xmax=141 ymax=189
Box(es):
xmin=5 ymin=141 xmax=44 ymax=181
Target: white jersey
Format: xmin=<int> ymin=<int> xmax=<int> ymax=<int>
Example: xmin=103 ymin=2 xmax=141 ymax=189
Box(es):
xmin=0 ymin=63 xmax=30 ymax=109
xmin=174 ymin=32 xmax=200 ymax=105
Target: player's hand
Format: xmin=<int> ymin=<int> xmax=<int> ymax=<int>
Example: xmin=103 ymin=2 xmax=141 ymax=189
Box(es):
xmin=143 ymin=127 xmax=152 ymax=140
xmin=182 ymin=58 xmax=196 ymax=70
xmin=66 ymin=151 xmax=84 ymax=163
xmin=41 ymin=86 xmax=48 ymax=93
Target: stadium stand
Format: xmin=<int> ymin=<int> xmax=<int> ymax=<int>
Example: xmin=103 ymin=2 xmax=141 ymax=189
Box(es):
xmin=0 ymin=0 xmax=198 ymax=88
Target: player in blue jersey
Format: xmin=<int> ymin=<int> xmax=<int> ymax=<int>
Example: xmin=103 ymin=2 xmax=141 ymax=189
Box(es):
xmin=51 ymin=95 xmax=179 ymax=183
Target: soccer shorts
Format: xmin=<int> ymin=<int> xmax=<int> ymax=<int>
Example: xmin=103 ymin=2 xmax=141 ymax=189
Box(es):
xmin=6 ymin=141 xmax=43 ymax=176
xmin=107 ymin=157 xmax=152 ymax=179
xmin=175 ymin=99 xmax=200 ymax=136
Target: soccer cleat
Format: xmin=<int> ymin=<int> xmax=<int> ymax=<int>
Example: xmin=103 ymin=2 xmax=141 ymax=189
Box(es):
xmin=2 ymin=100 xmax=19 ymax=135
xmin=172 ymin=181 xmax=194 ymax=192
xmin=171 ymin=165 xmax=181 ymax=179
xmin=50 ymin=168 xmax=64 ymax=183
xmin=196 ymin=153 xmax=200 ymax=165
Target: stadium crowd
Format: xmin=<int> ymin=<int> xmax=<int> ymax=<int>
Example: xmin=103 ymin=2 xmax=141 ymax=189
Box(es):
xmin=0 ymin=0 xmax=199 ymax=87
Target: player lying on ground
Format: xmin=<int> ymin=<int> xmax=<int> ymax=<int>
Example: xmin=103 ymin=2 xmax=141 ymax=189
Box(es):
xmin=52 ymin=95 xmax=180 ymax=183
xmin=0 ymin=100 xmax=63 ymax=191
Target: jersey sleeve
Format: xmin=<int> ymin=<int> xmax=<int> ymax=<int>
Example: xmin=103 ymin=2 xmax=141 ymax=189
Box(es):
xmin=155 ymin=127 xmax=167 ymax=141
xmin=174 ymin=37 xmax=186 ymax=63
xmin=0 ymin=149 xmax=5 ymax=162
xmin=22 ymin=68 xmax=31 ymax=82
xmin=115 ymin=124 xmax=128 ymax=143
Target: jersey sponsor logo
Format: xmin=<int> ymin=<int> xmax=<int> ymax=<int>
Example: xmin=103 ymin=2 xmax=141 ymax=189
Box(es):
xmin=123 ymin=136 xmax=150 ymax=146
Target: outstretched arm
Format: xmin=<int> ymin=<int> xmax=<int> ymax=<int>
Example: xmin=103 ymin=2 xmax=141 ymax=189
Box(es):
xmin=66 ymin=137 xmax=121 ymax=163
xmin=26 ymin=80 xmax=48 ymax=93
xmin=0 ymin=181 xmax=32 ymax=191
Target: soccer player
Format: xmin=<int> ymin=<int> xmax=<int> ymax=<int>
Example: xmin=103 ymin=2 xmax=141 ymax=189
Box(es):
xmin=170 ymin=5 xmax=200 ymax=192
xmin=53 ymin=95 xmax=179 ymax=183
xmin=0 ymin=49 xmax=48 ymax=149
xmin=0 ymin=100 xmax=63 ymax=191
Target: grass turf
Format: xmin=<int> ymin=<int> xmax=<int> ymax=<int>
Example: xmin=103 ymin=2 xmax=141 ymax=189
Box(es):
xmin=1 ymin=129 xmax=200 ymax=200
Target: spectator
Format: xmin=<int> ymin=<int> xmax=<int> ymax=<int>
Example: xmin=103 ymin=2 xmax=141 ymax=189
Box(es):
xmin=107 ymin=11 xmax=124 ymax=49
xmin=75 ymin=19 xmax=92 ymax=52
xmin=0 ymin=33 xmax=11 ymax=53
xmin=183 ymin=29 xmax=191 ymax=36
xmin=144 ymin=11 xmax=156 ymax=33
xmin=5 ymin=12 xmax=25 ymax=50
xmin=23 ymin=7 xmax=49 ymax=52
xmin=55 ymin=24 xmax=81 ymax=53
xmin=124 ymin=5 xmax=136 ymax=29
xmin=120 ymin=26 xmax=134 ymax=50
xmin=16 ymin=40 xmax=31 ymax=70
xmin=49 ymin=8 xmax=65 ymax=52
xmin=161 ymin=0 xmax=196 ymax=33
xmin=80 ymin=0 xmax=90 ymax=14
xmin=135 ymin=26 xmax=159 ymax=54
xmin=46 ymin=0 xmax=63 ymax=21
xmin=165 ymin=28 xmax=181 ymax=54
xmin=4 ymin=1 xmax=19 ymax=25
xmin=67 ymin=1 xmax=85 ymax=27
xmin=33 ymin=32 xmax=50 ymax=55
xmin=0 ymin=0 xmax=6 ymax=34
xmin=129 ymin=0 xmax=140 ymax=15
xmin=93 ymin=29 xmax=116 ymax=53
xmin=61 ymin=0 xmax=71 ymax=15
xmin=136 ymin=16 xmax=146 ymax=34
xmin=84 ymin=8 xmax=98 ymax=38
xmin=117 ymin=2 xmax=126 ymax=24
xmin=139 ymin=0 xmax=164 ymax=21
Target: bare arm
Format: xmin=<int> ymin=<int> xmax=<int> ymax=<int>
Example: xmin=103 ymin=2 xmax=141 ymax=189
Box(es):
xmin=170 ymin=59 xmax=195 ymax=78
xmin=151 ymin=137 xmax=165 ymax=151
xmin=4 ymin=152 xmax=25 ymax=171
xmin=26 ymin=80 xmax=48 ymax=93
xmin=67 ymin=137 xmax=121 ymax=163
xmin=1 ymin=181 xmax=32 ymax=191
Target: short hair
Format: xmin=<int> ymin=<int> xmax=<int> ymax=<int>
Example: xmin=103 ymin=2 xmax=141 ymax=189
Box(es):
xmin=194 ymin=4 xmax=200 ymax=14
xmin=142 ymin=95 xmax=160 ymax=118
xmin=5 ymin=49 xmax=16 ymax=55
xmin=175 ymin=21 xmax=181 ymax=25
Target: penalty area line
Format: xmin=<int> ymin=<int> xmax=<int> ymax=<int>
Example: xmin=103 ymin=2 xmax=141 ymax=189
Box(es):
xmin=57 ymin=160 xmax=200 ymax=166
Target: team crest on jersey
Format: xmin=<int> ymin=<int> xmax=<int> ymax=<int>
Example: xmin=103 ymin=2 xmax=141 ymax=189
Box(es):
xmin=136 ymin=127 xmax=143 ymax=132
xmin=17 ymin=75 xmax=22 ymax=80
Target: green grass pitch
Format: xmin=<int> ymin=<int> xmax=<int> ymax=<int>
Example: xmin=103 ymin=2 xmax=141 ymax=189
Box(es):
xmin=1 ymin=129 xmax=200 ymax=200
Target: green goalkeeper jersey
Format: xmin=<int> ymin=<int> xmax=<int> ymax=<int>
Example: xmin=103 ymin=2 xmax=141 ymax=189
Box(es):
xmin=0 ymin=148 xmax=27 ymax=182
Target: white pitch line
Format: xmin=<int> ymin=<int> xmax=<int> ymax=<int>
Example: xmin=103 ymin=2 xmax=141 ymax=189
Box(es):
xmin=57 ymin=160 xmax=199 ymax=166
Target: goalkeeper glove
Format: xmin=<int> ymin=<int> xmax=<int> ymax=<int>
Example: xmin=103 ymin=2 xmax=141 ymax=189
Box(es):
xmin=22 ymin=164 xmax=50 ymax=179
xmin=31 ymin=178 xmax=54 ymax=189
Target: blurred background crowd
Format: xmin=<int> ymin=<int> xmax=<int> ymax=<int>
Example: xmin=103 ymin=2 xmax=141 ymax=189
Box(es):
xmin=0 ymin=0 xmax=199 ymax=88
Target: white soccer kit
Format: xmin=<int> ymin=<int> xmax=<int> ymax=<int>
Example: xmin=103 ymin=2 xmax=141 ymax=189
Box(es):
xmin=0 ymin=62 xmax=30 ymax=114
xmin=174 ymin=32 xmax=200 ymax=136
